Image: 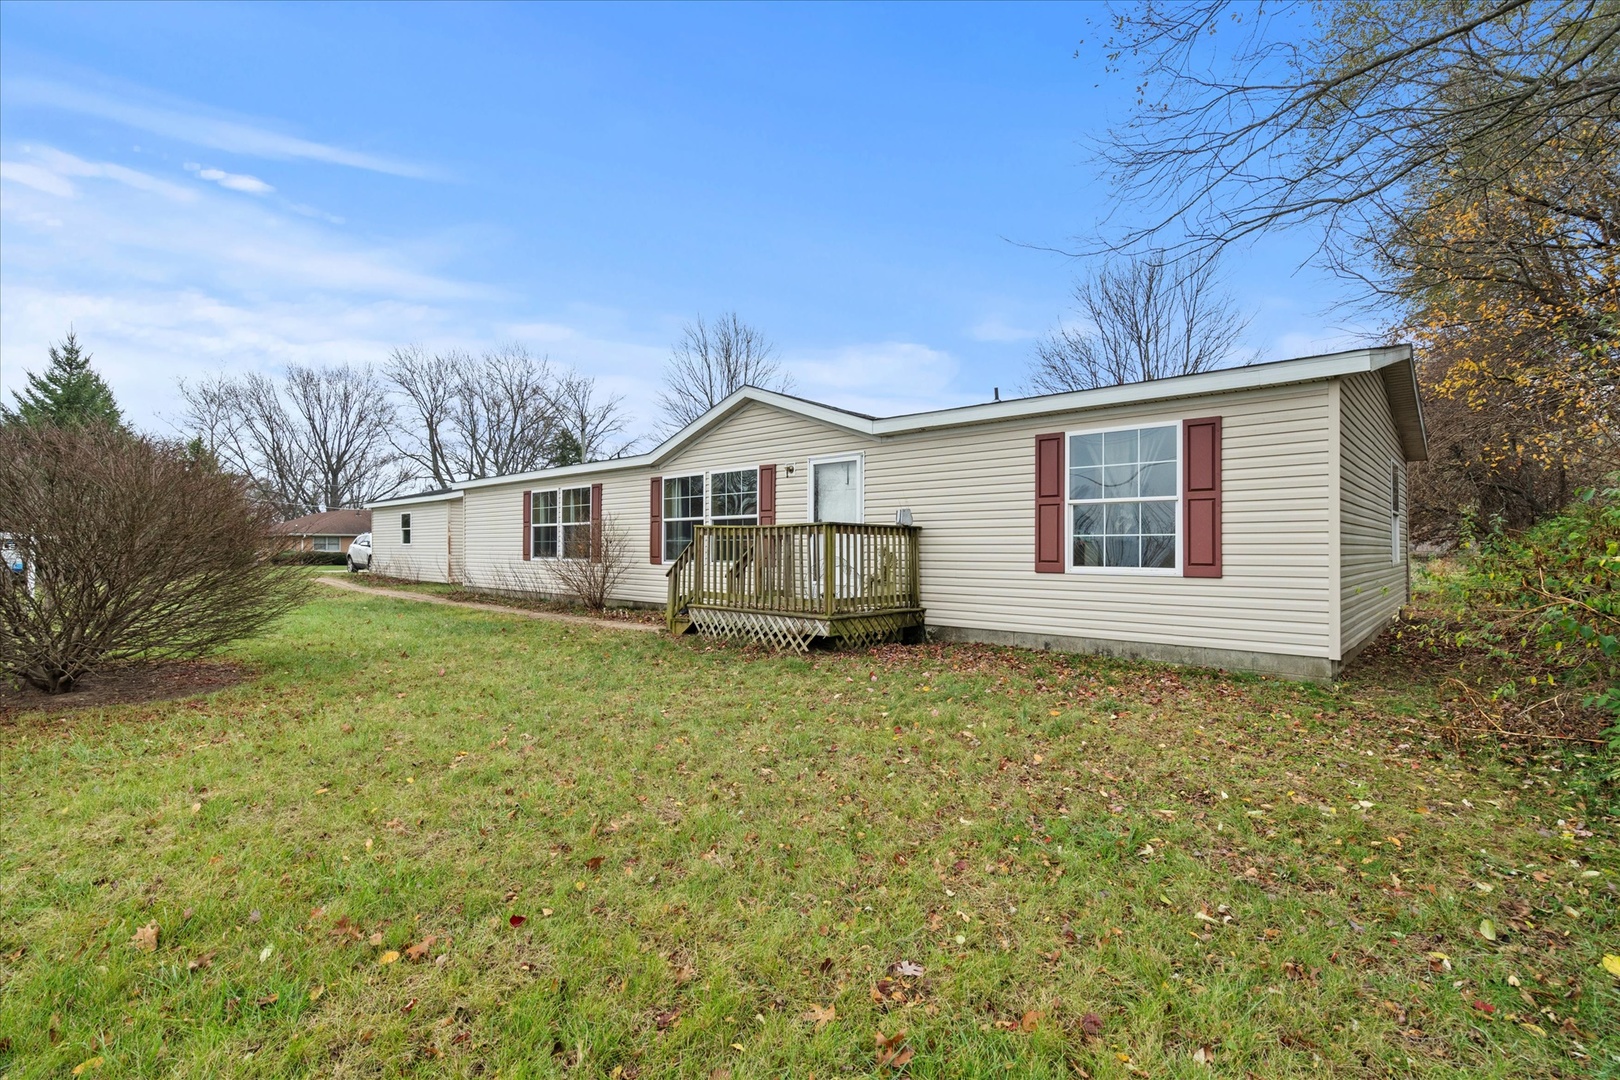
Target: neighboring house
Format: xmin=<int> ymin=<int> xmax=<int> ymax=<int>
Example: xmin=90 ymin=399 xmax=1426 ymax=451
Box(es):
xmin=366 ymin=346 xmax=1427 ymax=680
xmin=270 ymin=508 xmax=372 ymax=555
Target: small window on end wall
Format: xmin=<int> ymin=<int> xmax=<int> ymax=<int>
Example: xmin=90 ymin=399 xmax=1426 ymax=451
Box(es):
xmin=401 ymin=513 xmax=412 ymax=545
xmin=312 ymin=536 xmax=340 ymax=553
xmin=1391 ymin=461 xmax=1403 ymax=563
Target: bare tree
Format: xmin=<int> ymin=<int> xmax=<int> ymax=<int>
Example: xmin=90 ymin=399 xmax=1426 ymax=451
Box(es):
xmin=382 ymin=345 xmax=460 ymax=487
xmin=1026 ymin=253 xmax=1253 ymax=394
xmin=178 ymin=364 xmax=405 ymax=516
xmin=286 ymin=364 xmax=403 ymax=512
xmin=547 ymin=514 xmax=633 ymax=610
xmin=551 ymin=370 xmax=633 ymax=463
xmin=443 ymin=345 xmax=559 ymax=479
xmin=0 ymin=425 xmax=309 ymax=694
xmin=385 ymin=345 xmax=630 ymax=481
xmin=658 ymin=313 xmax=790 ymax=432
xmin=1089 ymin=1 xmax=1620 ymax=276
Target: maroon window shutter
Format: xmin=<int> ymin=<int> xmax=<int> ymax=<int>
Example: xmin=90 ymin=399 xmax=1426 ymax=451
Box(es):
xmin=590 ymin=483 xmax=604 ymax=561
xmin=521 ymin=489 xmax=532 ymax=561
xmin=649 ymin=476 xmax=663 ymax=564
xmin=757 ymin=465 xmax=776 ymax=525
xmin=1183 ymin=416 xmax=1222 ymax=577
xmin=1034 ymin=433 xmax=1065 ymax=573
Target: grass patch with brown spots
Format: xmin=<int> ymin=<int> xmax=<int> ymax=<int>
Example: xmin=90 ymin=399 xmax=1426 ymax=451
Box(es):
xmin=1 ymin=588 xmax=1615 ymax=1078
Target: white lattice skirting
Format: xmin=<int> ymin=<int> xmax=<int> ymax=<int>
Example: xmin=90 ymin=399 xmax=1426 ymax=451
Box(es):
xmin=687 ymin=608 xmax=831 ymax=652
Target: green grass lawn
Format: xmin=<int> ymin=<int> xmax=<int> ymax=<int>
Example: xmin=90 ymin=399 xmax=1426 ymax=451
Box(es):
xmin=2 ymin=590 xmax=1615 ymax=1078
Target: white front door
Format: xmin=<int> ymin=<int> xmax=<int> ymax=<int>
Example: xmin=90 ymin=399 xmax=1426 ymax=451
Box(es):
xmin=811 ymin=456 xmax=862 ymax=523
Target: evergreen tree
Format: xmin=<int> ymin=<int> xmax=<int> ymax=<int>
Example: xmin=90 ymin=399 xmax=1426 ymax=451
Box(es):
xmin=5 ymin=331 xmax=125 ymax=429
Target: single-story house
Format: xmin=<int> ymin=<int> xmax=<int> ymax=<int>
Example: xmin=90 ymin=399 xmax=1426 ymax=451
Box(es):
xmin=366 ymin=345 xmax=1427 ymax=680
xmin=270 ymin=508 xmax=371 ymax=555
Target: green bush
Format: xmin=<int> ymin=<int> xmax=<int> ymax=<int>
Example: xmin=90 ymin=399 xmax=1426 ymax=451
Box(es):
xmin=1449 ymin=485 xmax=1620 ymax=771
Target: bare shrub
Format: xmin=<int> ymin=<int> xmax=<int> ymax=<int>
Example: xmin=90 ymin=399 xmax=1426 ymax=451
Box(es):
xmin=547 ymin=514 xmax=632 ymax=611
xmin=0 ymin=425 xmax=310 ymax=694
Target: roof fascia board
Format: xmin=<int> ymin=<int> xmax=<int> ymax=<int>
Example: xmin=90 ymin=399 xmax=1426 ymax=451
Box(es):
xmin=868 ymin=347 xmax=1414 ymax=435
xmin=411 ymin=344 xmax=1424 ymax=494
xmin=365 ymin=490 xmax=464 ymax=508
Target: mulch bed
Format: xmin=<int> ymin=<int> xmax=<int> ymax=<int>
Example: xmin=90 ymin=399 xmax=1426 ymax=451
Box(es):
xmin=0 ymin=660 xmax=251 ymax=719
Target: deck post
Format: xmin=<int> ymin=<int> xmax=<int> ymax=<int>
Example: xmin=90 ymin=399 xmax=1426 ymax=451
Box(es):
xmin=824 ymin=523 xmax=837 ymax=618
xmin=909 ymin=528 xmax=920 ymax=607
xmin=694 ymin=529 xmax=705 ymax=606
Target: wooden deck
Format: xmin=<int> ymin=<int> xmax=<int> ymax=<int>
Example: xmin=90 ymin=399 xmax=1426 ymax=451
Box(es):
xmin=665 ymin=522 xmax=923 ymax=651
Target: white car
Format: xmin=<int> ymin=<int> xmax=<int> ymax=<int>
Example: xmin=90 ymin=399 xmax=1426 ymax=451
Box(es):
xmin=346 ymin=533 xmax=372 ymax=572
xmin=1 ymin=534 xmax=24 ymax=577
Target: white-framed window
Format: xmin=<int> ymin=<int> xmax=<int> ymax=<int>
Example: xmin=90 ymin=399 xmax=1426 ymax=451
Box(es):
xmin=1068 ymin=423 xmax=1179 ymax=572
xmin=710 ymin=468 xmax=759 ymax=526
xmin=562 ymin=486 xmax=592 ymax=560
xmin=532 ymin=486 xmax=592 ymax=560
xmin=312 ymin=535 xmax=341 ymax=553
xmin=1391 ymin=460 xmax=1403 ymax=563
xmin=663 ymin=474 xmax=704 ymax=562
xmin=809 ymin=454 xmax=863 ymax=523
xmin=663 ymin=466 xmax=760 ymax=562
xmin=401 ymin=513 xmax=412 ymax=545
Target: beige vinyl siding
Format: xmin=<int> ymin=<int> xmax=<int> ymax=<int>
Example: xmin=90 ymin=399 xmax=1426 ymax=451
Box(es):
xmin=1339 ymin=370 xmax=1407 ymax=656
xmin=370 ymin=500 xmax=454 ymax=583
xmin=458 ymin=382 xmax=1336 ymax=660
xmin=862 ymin=385 xmax=1333 ymax=657
xmin=448 ymin=499 xmax=466 ymax=583
xmin=461 ymin=473 xmax=662 ymax=601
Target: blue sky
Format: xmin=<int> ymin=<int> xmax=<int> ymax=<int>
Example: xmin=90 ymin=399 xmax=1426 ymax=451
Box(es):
xmin=0 ymin=1 xmax=1380 ymax=438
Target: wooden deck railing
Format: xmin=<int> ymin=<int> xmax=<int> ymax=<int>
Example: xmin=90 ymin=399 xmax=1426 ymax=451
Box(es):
xmin=667 ymin=522 xmax=920 ymax=629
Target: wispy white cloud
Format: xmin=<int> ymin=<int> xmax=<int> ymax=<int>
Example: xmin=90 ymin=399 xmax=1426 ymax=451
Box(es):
xmin=0 ymin=160 xmax=74 ymax=198
xmin=6 ymin=77 xmax=434 ymax=179
xmin=2 ymin=145 xmax=198 ymax=201
xmin=186 ymin=162 xmax=274 ymax=195
xmin=0 ymin=142 xmax=480 ymax=428
xmin=787 ymin=341 xmax=972 ymax=417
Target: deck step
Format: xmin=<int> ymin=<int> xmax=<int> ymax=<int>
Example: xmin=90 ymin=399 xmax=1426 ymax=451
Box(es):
xmin=669 ymin=615 xmax=694 ymax=635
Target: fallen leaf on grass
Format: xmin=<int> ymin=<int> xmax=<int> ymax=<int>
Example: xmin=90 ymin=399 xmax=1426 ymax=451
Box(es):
xmin=309 ymin=985 xmax=325 ymax=1002
xmin=656 ymin=1009 xmax=681 ymax=1031
xmin=509 ymin=915 xmax=527 ymax=928
xmin=402 ymin=997 xmax=418 ymax=1014
xmin=1602 ymin=954 xmax=1620 ymax=979
xmin=1191 ymin=1044 xmax=1215 ymax=1066
xmin=406 ymin=935 xmax=437 ymax=961
xmin=379 ymin=950 xmax=400 ymax=965
xmin=890 ymin=960 xmax=925 ymax=978
xmin=130 ymin=923 xmax=159 ymax=952
xmin=875 ymin=1029 xmax=914 ymax=1069
xmin=801 ymin=1003 xmax=836 ymax=1031
xmin=259 ymin=945 xmax=274 ymax=962
xmin=256 ymin=993 xmax=278 ymax=1007
xmin=72 ymin=1058 xmax=103 ymax=1075
xmin=1471 ymin=999 xmax=1495 ymax=1014
xmin=368 ymin=931 xmax=384 ymax=946
xmin=186 ymin=951 xmax=215 ymax=972
xmin=1478 ymin=919 xmax=1497 ymax=942
xmin=1019 ymin=1009 xmax=1044 ymax=1033
xmin=584 ymin=856 xmax=604 ymax=871
xmin=1080 ymin=1012 xmax=1104 ymax=1037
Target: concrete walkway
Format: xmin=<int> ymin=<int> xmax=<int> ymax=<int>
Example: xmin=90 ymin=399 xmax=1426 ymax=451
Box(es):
xmin=317 ymin=576 xmax=663 ymax=633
